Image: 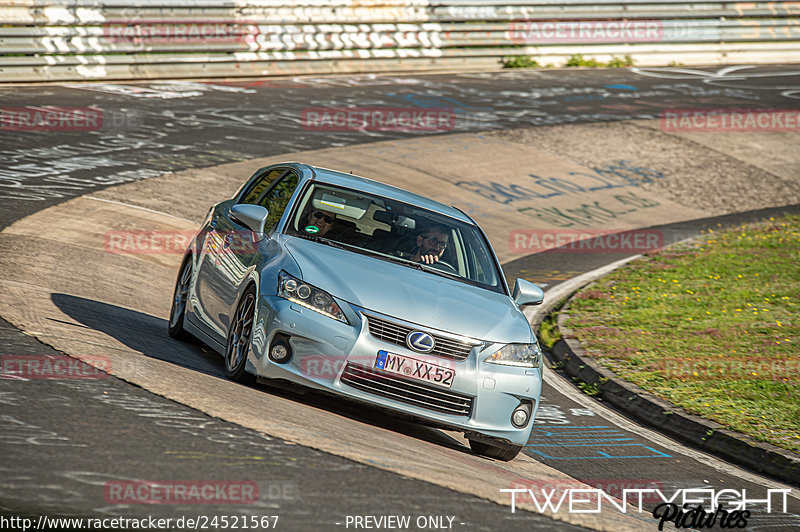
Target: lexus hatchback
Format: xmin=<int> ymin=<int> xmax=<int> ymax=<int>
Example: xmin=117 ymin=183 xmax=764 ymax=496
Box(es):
xmin=169 ymin=162 xmax=544 ymax=460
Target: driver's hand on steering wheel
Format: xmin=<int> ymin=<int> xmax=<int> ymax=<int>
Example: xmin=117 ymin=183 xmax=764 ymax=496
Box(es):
xmin=419 ymin=254 xmax=440 ymax=264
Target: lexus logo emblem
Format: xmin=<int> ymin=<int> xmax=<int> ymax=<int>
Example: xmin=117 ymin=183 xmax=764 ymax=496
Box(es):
xmin=406 ymin=331 xmax=435 ymax=353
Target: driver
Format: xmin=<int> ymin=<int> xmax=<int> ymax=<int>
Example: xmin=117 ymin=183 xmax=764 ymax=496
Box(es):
xmin=412 ymin=224 xmax=449 ymax=264
xmin=303 ymin=208 xmax=337 ymax=237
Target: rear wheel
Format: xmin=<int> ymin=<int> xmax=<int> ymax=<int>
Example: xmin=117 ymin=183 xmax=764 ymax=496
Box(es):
xmin=468 ymin=439 xmax=523 ymax=461
xmin=168 ymin=256 xmax=193 ymax=341
xmin=225 ymin=287 xmax=256 ymax=382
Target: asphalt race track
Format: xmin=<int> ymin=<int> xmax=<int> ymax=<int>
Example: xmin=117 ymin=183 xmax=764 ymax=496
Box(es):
xmin=1 ymin=66 xmax=799 ymax=531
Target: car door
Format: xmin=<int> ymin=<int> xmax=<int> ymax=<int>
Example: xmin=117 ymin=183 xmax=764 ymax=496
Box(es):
xmin=198 ymin=168 xmax=299 ymax=342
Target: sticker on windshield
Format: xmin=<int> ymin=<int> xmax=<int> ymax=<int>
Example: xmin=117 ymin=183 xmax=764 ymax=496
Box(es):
xmin=320 ymin=194 xmax=346 ymax=210
xmin=304 ymin=225 xmax=319 ymax=234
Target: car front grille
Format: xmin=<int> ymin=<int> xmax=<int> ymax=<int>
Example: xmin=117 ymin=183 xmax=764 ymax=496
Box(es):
xmin=364 ymin=313 xmax=478 ymax=361
xmin=341 ymin=363 xmax=473 ymax=417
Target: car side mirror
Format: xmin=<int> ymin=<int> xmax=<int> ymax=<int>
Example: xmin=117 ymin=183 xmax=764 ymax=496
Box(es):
xmin=229 ymin=204 xmax=269 ymax=235
xmin=513 ymin=278 xmax=544 ymax=306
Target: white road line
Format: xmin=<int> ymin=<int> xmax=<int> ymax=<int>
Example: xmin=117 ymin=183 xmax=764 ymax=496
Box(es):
xmin=85 ymin=196 xmax=197 ymax=224
xmin=525 ymin=257 xmax=799 ymax=498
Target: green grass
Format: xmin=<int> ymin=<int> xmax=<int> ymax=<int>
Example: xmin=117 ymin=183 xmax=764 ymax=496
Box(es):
xmin=565 ymin=54 xmax=634 ymax=68
xmin=538 ymin=314 xmax=562 ymax=349
xmin=606 ymin=55 xmax=635 ymax=68
xmin=502 ymin=54 xmax=633 ymax=69
xmin=503 ymin=56 xmax=543 ymax=69
xmin=561 ymin=216 xmax=800 ymax=453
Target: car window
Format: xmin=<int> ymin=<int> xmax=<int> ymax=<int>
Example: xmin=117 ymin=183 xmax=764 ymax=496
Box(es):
xmin=240 ymin=168 xmax=285 ymax=205
xmin=259 ymin=171 xmax=299 ymax=233
xmin=239 ymin=168 xmax=299 ymax=233
xmin=285 ymin=183 xmax=505 ymax=294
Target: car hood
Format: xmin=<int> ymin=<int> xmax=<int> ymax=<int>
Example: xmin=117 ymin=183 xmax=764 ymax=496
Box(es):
xmin=284 ymin=238 xmax=533 ymax=343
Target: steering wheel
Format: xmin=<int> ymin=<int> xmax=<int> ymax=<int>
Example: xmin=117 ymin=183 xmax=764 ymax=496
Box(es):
xmin=428 ymin=259 xmax=458 ymax=275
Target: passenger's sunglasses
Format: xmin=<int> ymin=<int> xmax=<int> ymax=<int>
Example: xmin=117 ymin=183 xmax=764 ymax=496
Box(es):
xmin=422 ymin=235 xmax=448 ymax=250
xmin=311 ymin=210 xmax=335 ymax=224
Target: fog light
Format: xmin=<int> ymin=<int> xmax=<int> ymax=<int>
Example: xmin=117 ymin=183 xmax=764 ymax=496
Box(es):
xmin=511 ymin=402 xmax=532 ymax=428
xmin=269 ymin=335 xmax=292 ymax=364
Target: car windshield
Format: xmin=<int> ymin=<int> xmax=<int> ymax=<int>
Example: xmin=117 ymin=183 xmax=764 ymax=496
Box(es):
xmin=284 ymin=182 xmax=506 ymax=294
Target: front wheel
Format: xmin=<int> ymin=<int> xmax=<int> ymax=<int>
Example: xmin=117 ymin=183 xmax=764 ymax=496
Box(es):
xmin=468 ymin=439 xmax=523 ymax=461
xmin=225 ymin=287 xmax=256 ymax=382
xmin=168 ymin=256 xmax=193 ymax=341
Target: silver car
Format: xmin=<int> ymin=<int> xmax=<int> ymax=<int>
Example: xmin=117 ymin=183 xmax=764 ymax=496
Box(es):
xmin=169 ymin=162 xmax=545 ymax=460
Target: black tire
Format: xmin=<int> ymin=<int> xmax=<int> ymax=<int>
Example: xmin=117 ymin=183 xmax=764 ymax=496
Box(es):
xmin=468 ymin=439 xmax=523 ymax=461
xmin=224 ymin=286 xmax=256 ymax=382
xmin=168 ymin=256 xmax=194 ymax=341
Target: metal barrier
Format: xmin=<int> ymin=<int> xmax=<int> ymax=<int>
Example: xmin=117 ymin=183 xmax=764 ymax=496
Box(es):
xmin=1 ymin=1 xmax=798 ymax=82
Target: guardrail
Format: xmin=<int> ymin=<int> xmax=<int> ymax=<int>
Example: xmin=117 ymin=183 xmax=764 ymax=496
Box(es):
xmin=1 ymin=1 xmax=798 ymax=82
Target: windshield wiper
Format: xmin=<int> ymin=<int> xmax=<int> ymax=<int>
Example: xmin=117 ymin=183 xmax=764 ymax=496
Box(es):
xmin=418 ymin=263 xmax=461 ymax=279
xmin=295 ymin=233 xmax=348 ymax=251
xmin=378 ymin=253 xmax=426 ymax=271
xmin=378 ymin=254 xmax=459 ymax=279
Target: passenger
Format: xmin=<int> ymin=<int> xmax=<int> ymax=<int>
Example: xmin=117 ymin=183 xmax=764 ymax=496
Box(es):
xmin=411 ymin=224 xmax=449 ymax=264
xmin=303 ymin=208 xmax=337 ymax=237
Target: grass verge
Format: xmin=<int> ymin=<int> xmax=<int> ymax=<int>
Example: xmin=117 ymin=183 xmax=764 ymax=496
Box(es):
xmin=560 ymin=216 xmax=800 ymax=453
xmin=502 ymin=54 xmax=634 ymax=69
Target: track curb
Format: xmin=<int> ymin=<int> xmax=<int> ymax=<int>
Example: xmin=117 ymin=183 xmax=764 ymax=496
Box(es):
xmin=540 ymin=250 xmax=800 ymax=488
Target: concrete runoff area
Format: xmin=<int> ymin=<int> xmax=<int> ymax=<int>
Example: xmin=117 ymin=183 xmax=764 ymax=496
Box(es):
xmin=0 ymin=120 xmax=798 ymax=529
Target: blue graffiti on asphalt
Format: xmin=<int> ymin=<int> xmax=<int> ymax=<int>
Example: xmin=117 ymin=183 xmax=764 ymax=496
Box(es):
xmin=605 ymin=84 xmax=639 ymax=91
xmin=525 ymin=401 xmax=671 ymax=460
xmin=456 ymin=160 xmax=666 ymax=205
xmin=386 ymin=92 xmax=487 ymax=112
xmin=526 ymin=425 xmax=671 ymax=460
xmin=386 ymin=93 xmax=497 ymax=130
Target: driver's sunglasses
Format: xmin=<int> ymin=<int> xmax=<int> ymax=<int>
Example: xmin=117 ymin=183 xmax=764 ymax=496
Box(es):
xmin=311 ymin=210 xmax=335 ymax=224
xmin=422 ymin=235 xmax=448 ymax=250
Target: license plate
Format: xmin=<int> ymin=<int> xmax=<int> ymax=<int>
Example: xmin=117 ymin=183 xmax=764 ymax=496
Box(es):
xmin=374 ymin=350 xmax=455 ymax=388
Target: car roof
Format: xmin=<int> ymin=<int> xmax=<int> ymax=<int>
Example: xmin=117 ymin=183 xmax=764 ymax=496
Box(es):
xmin=296 ymin=163 xmax=474 ymax=225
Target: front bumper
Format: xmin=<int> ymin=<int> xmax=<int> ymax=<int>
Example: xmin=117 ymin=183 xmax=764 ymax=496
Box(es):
xmin=248 ymin=296 xmax=542 ymax=447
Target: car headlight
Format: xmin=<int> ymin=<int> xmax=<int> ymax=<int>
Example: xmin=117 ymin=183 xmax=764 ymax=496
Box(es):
xmin=484 ymin=342 xmax=541 ymax=368
xmin=278 ymin=272 xmax=347 ymax=324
